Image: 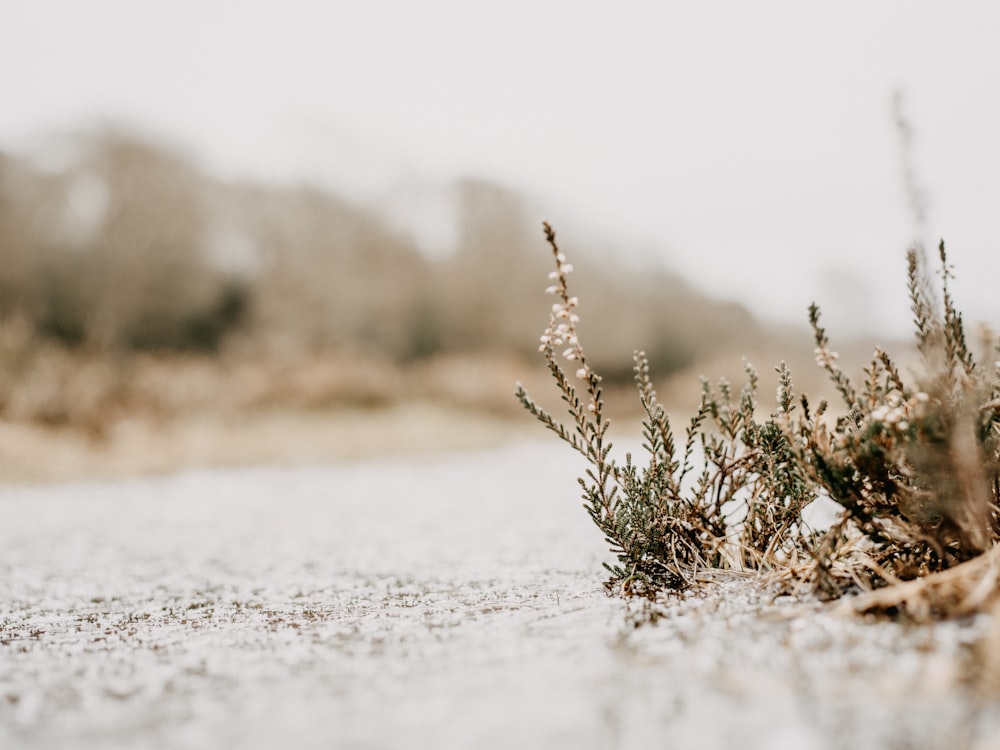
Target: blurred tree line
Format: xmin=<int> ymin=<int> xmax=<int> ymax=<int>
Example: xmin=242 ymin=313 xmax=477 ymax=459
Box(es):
xmin=0 ymin=128 xmax=766 ymax=379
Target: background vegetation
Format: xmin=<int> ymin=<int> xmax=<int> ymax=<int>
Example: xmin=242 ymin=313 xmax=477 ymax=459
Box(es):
xmin=0 ymin=127 xmax=777 ymax=437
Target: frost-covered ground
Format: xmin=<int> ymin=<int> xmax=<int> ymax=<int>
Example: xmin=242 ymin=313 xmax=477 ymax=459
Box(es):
xmin=1 ymin=441 xmax=999 ymax=749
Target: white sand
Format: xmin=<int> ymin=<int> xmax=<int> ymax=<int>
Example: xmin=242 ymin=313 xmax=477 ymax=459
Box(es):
xmin=1 ymin=442 xmax=998 ymax=749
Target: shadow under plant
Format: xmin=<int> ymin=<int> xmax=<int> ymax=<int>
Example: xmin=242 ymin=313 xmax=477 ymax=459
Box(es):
xmin=517 ymin=224 xmax=1000 ymax=620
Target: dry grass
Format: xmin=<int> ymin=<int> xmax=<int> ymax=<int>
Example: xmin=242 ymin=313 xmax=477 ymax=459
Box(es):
xmin=0 ymin=329 xmax=548 ymax=483
xmin=0 ymin=401 xmax=531 ymax=485
xmin=839 ymin=543 xmax=1000 ymax=621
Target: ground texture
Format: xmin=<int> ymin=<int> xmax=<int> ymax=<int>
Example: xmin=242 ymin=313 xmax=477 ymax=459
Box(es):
xmin=1 ymin=442 xmax=999 ymax=749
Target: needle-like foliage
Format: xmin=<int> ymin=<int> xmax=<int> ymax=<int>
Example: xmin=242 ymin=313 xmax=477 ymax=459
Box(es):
xmin=516 ymin=224 xmax=814 ymax=596
xmin=518 ymin=227 xmax=1000 ymax=617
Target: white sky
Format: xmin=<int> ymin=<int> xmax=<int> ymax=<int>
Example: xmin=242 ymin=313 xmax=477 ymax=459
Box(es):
xmin=1 ymin=1 xmax=998 ymax=336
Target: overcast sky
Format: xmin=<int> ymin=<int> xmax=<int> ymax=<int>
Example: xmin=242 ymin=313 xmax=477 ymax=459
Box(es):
xmin=2 ymin=1 xmax=998 ymax=336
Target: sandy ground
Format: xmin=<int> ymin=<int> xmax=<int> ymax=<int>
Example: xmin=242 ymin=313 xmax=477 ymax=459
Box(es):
xmin=2 ymin=441 xmax=1000 ymax=749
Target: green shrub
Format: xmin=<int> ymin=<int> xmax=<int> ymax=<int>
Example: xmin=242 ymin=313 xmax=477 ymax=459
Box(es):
xmin=517 ymin=225 xmax=1000 ymax=609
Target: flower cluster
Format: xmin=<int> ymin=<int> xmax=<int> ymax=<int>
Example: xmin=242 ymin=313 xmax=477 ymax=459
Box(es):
xmin=538 ymin=248 xmax=590 ymax=380
xmin=865 ymin=391 xmax=929 ymax=433
xmin=813 ymin=345 xmax=840 ymax=368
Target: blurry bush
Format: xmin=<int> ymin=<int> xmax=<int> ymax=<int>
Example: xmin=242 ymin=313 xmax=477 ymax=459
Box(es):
xmin=0 ymin=132 xmax=249 ymax=351
xmin=0 ymin=127 xmax=769 ymax=424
